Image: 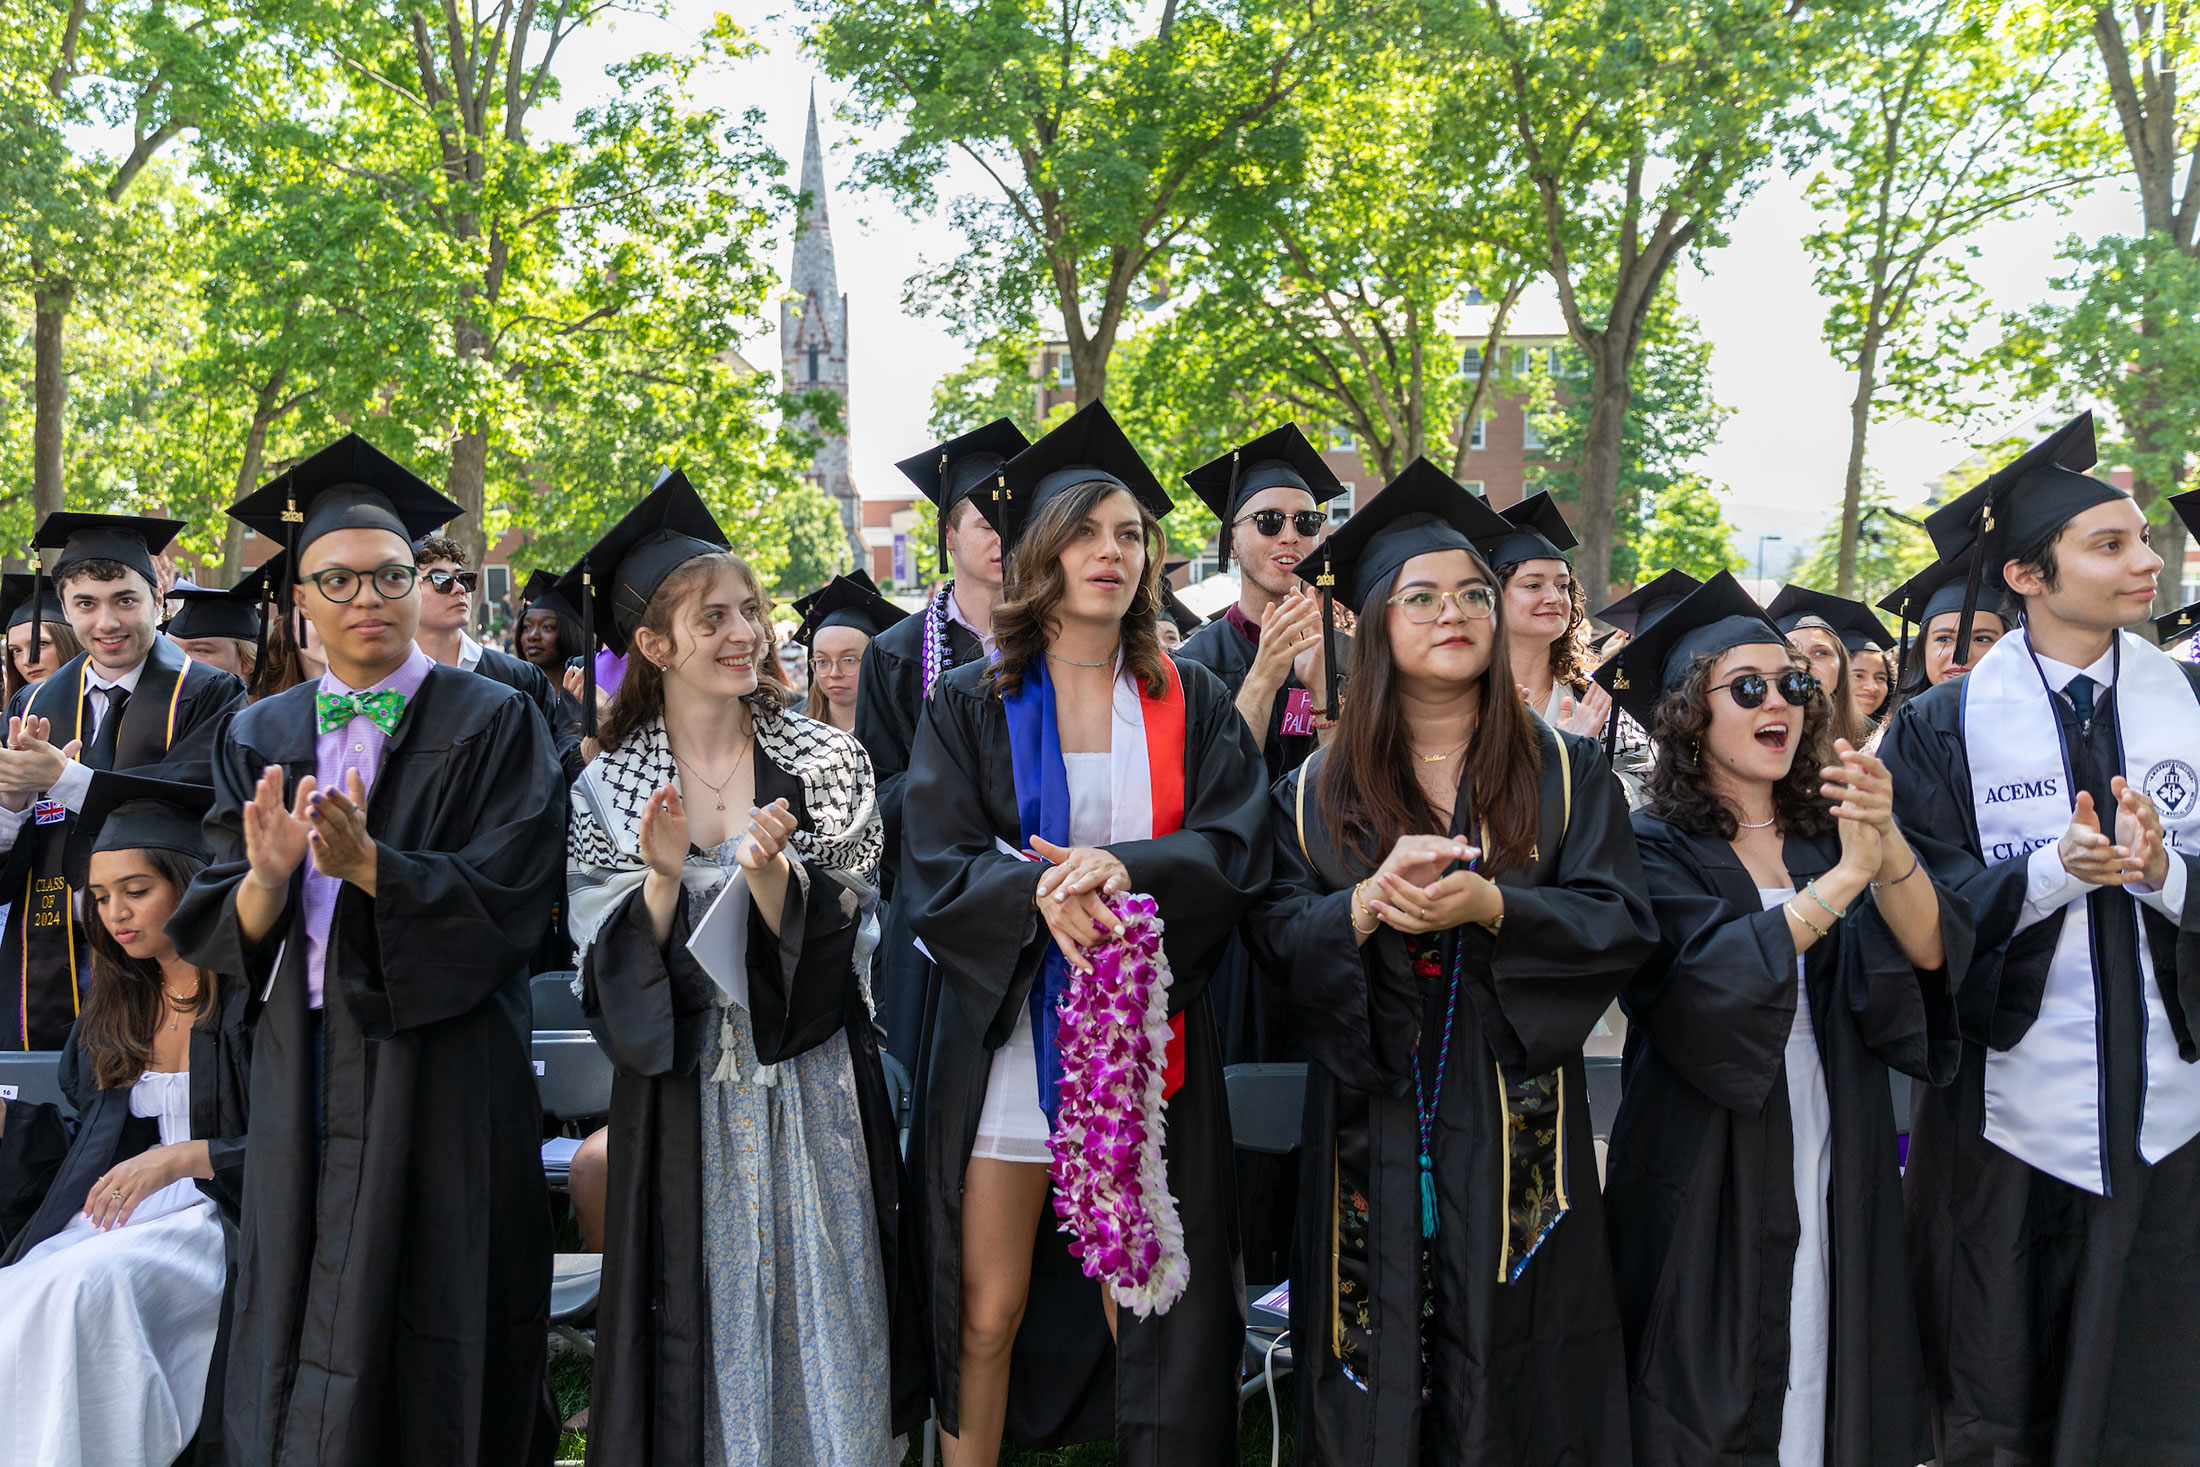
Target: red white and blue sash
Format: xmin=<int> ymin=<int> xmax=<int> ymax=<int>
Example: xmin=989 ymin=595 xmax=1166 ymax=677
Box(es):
xmin=1002 ymin=654 xmax=1187 ymax=1124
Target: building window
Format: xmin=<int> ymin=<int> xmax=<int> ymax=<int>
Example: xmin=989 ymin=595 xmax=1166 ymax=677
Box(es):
xmin=1469 ymin=416 xmax=1487 ymax=451
xmin=808 ymin=344 xmax=820 ymax=381
xmin=1056 ymin=353 xmax=1076 ymax=388
xmin=1460 ymin=345 xmax=1484 ymax=378
xmin=1328 ymin=423 xmax=1355 ymax=453
xmin=1461 ymin=480 xmax=1486 ymax=496
xmin=1522 ymin=414 xmax=1546 ymax=452
xmin=1328 ymin=483 xmax=1356 ymax=523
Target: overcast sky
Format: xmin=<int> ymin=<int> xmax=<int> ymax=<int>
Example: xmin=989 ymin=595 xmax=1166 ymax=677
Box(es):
xmin=554 ymin=5 xmax=2141 ymax=572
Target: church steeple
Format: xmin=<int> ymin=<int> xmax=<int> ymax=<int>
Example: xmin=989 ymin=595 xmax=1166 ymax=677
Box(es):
xmin=782 ymin=84 xmax=859 ymax=559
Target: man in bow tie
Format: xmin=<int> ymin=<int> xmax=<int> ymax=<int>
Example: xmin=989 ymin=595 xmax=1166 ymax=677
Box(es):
xmin=169 ymin=433 xmax=566 ymax=1467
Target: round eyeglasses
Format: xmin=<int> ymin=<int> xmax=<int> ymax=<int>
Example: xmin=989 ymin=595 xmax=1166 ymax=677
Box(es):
xmin=1386 ymin=585 xmax=1497 ymax=623
xmin=299 ymin=564 xmax=419 ymax=603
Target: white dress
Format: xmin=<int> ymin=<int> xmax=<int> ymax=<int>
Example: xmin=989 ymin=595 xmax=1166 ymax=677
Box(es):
xmin=972 ymin=753 xmax=1113 ymax=1163
xmin=0 ymin=1068 xmax=227 ymax=1467
xmin=1759 ymin=889 xmax=1833 ymax=1467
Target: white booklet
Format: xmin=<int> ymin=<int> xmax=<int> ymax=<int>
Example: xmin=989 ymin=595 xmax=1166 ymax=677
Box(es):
xmin=684 ymin=869 xmax=753 ymax=1009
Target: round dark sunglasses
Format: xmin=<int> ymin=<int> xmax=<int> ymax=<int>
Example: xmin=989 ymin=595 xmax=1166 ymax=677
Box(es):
xmin=1713 ymin=669 xmax=1819 ymax=709
xmin=1234 ymin=509 xmax=1329 ymax=538
xmin=423 ymin=569 xmax=478 ymax=594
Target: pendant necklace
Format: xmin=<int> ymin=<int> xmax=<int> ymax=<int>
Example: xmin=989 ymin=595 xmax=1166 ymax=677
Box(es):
xmin=1047 ymin=644 xmax=1120 ymax=669
xmin=1415 ymin=736 xmax=1471 ymax=764
xmin=682 ymin=737 xmax=754 ymax=812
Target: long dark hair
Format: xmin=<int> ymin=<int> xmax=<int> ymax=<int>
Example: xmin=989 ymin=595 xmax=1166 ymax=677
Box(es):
xmin=1644 ymin=648 xmax=1836 ymax=841
xmin=79 ymin=848 xmax=218 ymax=1091
xmin=1317 ymin=552 xmax=1544 ymax=874
xmin=990 ymin=480 xmax=1170 ymax=701
xmin=250 ymin=604 xmax=315 ymax=701
xmin=5 ymin=619 xmax=82 ymax=706
xmin=599 ymin=552 xmax=791 ymax=754
xmin=1498 ymin=559 xmax=1590 ymax=691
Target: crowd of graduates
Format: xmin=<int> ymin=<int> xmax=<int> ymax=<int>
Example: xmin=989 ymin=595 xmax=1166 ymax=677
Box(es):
xmin=0 ymin=401 xmax=2196 ymax=1467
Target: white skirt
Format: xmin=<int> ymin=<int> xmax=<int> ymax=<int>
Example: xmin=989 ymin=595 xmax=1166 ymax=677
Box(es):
xmin=0 ymin=1195 xmax=226 ymax=1467
xmin=971 ymin=1006 xmax=1053 ymax=1165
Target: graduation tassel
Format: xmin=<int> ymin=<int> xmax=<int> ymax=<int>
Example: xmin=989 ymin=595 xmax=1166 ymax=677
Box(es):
xmin=1223 ymin=449 xmax=1242 ymax=565
xmin=1317 ymin=568 xmax=1340 ymax=722
xmin=1894 ymin=618 xmax=1913 ymax=695
xmin=1420 ymin=1152 xmax=1439 ymax=1239
xmin=580 ymin=557 xmax=597 ymax=739
xmin=1603 ymin=698 xmax=1620 ymax=758
xmin=28 ymin=548 xmax=43 ymax=680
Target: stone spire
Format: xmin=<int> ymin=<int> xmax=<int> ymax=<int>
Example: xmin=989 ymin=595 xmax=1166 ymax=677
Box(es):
xmin=782 ymin=84 xmax=859 ymax=558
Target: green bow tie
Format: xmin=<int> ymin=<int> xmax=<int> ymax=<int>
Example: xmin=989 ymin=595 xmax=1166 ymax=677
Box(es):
xmin=316 ymin=688 xmax=409 ymax=736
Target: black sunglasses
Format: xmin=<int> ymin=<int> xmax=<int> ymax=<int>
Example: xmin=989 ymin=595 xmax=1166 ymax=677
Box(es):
xmin=1234 ymin=509 xmax=1328 ymax=538
xmin=423 ymin=569 xmax=478 ymax=594
xmin=1713 ymin=669 xmax=1819 ymax=709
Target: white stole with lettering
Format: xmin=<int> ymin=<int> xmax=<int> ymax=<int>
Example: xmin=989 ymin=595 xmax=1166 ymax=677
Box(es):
xmin=1964 ymin=625 xmax=2200 ymax=1194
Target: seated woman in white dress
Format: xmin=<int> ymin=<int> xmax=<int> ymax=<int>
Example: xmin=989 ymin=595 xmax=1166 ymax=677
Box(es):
xmin=0 ymin=771 xmax=247 ymax=1467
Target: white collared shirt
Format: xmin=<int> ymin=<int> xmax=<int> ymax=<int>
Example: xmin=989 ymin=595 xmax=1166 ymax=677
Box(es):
xmin=0 ymin=654 xmax=151 ymax=850
xmin=457 ymin=630 xmax=484 ymax=673
xmin=2019 ymin=644 xmax=2187 ymax=928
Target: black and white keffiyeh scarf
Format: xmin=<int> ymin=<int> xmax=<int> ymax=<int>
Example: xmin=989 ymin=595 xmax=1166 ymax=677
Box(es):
xmin=566 ymin=698 xmax=882 ymax=969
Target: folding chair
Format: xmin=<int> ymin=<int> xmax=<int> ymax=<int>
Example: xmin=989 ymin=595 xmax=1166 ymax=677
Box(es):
xmin=532 ymin=973 xmax=612 ymax=1357
xmin=0 ymin=1051 xmax=69 ymax=1115
xmin=1226 ymin=1062 xmax=1307 ymax=1464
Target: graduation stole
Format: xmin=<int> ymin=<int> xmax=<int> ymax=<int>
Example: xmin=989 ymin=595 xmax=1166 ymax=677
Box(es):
xmin=1963 ymin=625 xmax=2200 ymax=1195
xmin=11 ymin=639 xmax=192 ymax=1047
xmin=1001 ymin=652 xmax=1187 ymax=1126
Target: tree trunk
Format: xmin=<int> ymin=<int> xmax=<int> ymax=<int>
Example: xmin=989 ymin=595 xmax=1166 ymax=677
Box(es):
xmin=1578 ymin=346 xmax=1632 ymax=604
xmin=31 ymin=276 xmax=74 ymax=523
xmin=1069 ymin=330 xmax=1110 ymax=408
xmin=448 ymin=318 xmax=492 ymax=572
xmin=1836 ymin=333 xmax=1880 ymax=597
xmin=225 ymin=397 xmax=281 ymax=585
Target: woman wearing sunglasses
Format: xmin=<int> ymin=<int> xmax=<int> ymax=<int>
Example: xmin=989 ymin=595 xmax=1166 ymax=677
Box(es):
xmin=1244 ymin=462 xmax=1655 ymax=1466
xmin=1593 ymin=573 xmax=1962 ymax=1467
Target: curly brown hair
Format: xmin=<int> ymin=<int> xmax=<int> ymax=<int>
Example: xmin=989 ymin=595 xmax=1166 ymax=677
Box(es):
xmin=1317 ymin=553 xmax=1545 ymax=875
xmin=1644 ymin=647 xmax=1836 ymax=842
xmin=1498 ymin=558 xmax=1590 ymax=690
xmin=412 ymin=534 xmax=467 ymax=570
xmin=990 ymin=479 xmax=1170 ymax=701
xmin=599 ymin=552 xmax=791 ymax=753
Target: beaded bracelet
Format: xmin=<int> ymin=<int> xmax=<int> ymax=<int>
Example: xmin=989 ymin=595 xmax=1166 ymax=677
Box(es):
xmin=1802 ymin=880 xmax=1848 ymax=923
xmin=1870 ymin=854 xmax=1921 ymax=889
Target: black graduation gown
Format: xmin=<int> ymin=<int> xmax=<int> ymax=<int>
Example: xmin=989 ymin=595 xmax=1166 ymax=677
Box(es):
xmin=0 ymin=637 xmax=244 ymax=1049
xmin=577 ymin=744 xmax=928 ymax=1464
xmin=474 ymin=644 xmax=585 ymax=784
xmin=853 ymin=606 xmax=985 ymax=1068
xmin=904 ymin=654 xmax=1271 ymax=1461
xmin=1881 ymin=667 xmax=2200 ymax=1465
xmin=1605 ymin=818 xmax=1964 ymax=1467
xmin=1243 ymin=724 xmax=1655 ymax=1467
xmin=169 ymin=665 xmax=566 ymax=1467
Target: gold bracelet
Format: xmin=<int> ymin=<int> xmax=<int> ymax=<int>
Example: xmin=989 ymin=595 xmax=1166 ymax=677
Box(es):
xmin=1787 ymin=898 xmax=1830 ymax=940
xmin=1350 ymin=880 xmax=1379 ymax=935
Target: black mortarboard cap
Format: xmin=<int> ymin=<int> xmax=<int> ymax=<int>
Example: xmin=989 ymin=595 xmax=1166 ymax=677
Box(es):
xmin=165 ymin=565 xmax=272 ymax=644
xmin=793 ymin=571 xmax=908 ymax=647
xmin=1877 ymin=550 xmax=2005 ymax=690
xmin=521 ymin=568 xmax=582 ymax=625
xmin=0 ymin=573 xmax=66 ymax=632
xmin=68 ymin=772 xmax=215 ymax=888
xmin=1478 ymin=490 xmax=1578 ymax=573
xmin=1592 ymin=569 xmax=1703 ymax=636
xmin=1159 ymin=559 xmax=1204 ymax=637
xmin=897 ymin=418 xmax=1034 ymax=574
xmin=228 ymin=433 xmax=461 ymax=566
xmin=1181 ymin=423 xmax=1346 ymax=524
xmin=1292 ymin=457 xmax=1513 ymax=716
xmin=555 ymin=469 xmax=729 ymax=735
xmin=1594 ymin=571 xmax=1790 ymax=728
xmin=2167 ymin=485 xmax=2200 ymax=543
xmin=978 ymin=400 xmax=1173 ymax=557
xmin=1765 ymin=583 xmax=1893 ymax=652
xmin=1923 ymin=412 xmax=2120 ymax=668
xmin=33 ymin=512 xmax=186 ymax=591
xmin=2154 ymin=600 xmax=2200 ymax=650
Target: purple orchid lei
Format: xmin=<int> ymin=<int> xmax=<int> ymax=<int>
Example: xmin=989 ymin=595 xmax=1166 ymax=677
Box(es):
xmin=1046 ymin=892 xmax=1190 ymax=1318
xmin=921 ymin=580 xmax=955 ymax=695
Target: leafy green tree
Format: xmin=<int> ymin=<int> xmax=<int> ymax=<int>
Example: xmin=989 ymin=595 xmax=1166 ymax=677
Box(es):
xmin=1787 ymin=480 xmax=1938 ymax=605
xmin=803 ymin=0 xmax=1339 ymax=402
xmin=1803 ymin=0 xmax=2104 ymax=596
xmin=1428 ymin=0 xmax=1845 ymax=598
xmin=929 ymin=329 xmax=1042 ymax=441
xmin=1526 ymin=296 xmax=1731 ymax=589
xmin=1634 ymin=475 xmax=1749 ymax=583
